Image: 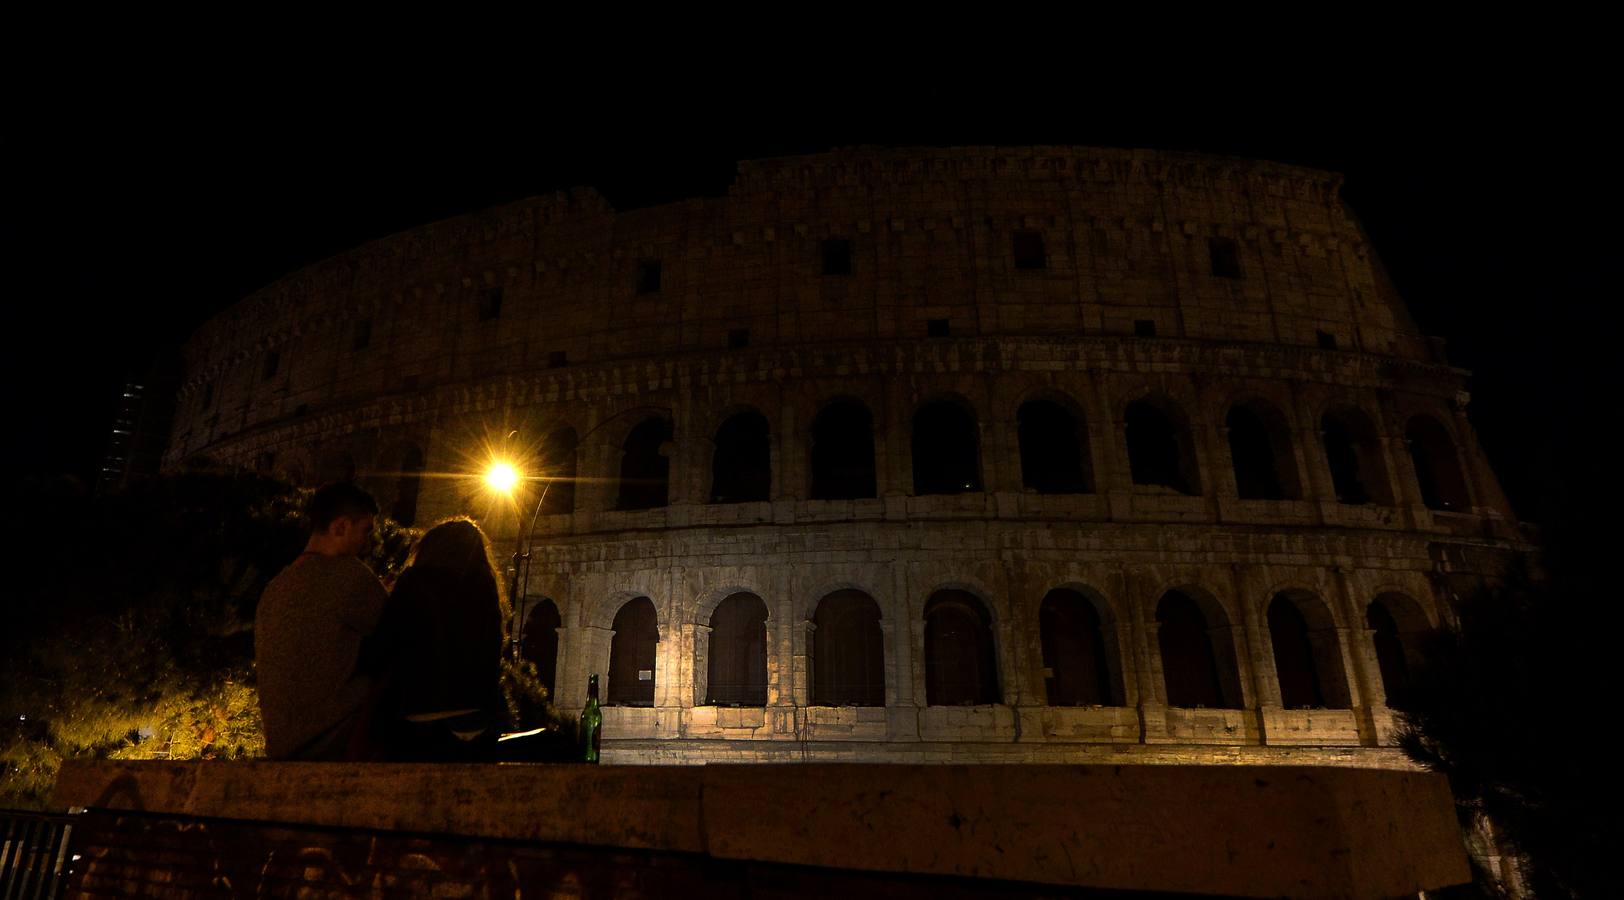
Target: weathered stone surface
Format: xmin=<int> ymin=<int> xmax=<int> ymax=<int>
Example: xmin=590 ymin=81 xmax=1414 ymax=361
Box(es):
xmin=158 ymin=146 xmax=1534 ymax=765
xmin=54 ymin=759 xmax=1469 ymax=897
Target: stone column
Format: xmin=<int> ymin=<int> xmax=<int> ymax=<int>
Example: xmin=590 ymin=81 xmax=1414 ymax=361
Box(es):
xmin=1331 ymin=567 xmax=1384 ymax=746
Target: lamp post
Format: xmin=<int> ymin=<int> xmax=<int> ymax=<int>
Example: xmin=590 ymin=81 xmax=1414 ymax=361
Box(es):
xmin=482 ymin=456 xmax=553 ymax=661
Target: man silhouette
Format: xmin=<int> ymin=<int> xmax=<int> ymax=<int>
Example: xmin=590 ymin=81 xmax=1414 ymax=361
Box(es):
xmin=255 ymin=482 xmax=388 ymax=760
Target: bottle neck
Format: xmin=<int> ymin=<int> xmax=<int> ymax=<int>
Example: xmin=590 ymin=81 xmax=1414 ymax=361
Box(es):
xmin=587 ymin=675 xmax=599 ymax=701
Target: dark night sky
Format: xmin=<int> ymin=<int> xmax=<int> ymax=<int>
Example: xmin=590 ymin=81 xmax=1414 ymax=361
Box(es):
xmin=5 ymin=72 xmax=1612 ymax=526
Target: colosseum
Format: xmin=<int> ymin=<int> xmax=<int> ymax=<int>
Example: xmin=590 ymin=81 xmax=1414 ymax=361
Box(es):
xmin=166 ymin=145 xmax=1531 ymax=766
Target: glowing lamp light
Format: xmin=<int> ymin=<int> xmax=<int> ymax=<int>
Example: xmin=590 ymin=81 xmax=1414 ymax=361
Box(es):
xmin=485 ymin=461 xmax=521 ymax=494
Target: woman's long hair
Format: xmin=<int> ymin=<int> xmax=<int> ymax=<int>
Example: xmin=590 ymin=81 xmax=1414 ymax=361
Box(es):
xmin=406 ymin=517 xmax=510 ymax=633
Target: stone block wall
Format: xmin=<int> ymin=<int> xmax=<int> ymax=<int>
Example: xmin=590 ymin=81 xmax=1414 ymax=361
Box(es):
xmin=158 ymin=146 xmax=1533 ymax=767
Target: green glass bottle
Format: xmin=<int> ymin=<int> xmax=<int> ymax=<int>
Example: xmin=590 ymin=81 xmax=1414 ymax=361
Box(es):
xmin=580 ymin=673 xmax=603 ymax=764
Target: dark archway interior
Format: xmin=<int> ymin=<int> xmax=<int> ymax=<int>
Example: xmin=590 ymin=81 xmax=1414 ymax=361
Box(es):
xmin=912 ymin=401 xmax=981 ymax=495
xmin=520 ymin=597 xmax=562 ymax=701
xmin=809 ymin=400 xmax=877 ymax=500
xmin=711 ymin=412 xmax=772 ymax=504
xmin=1040 ymin=589 xmax=1117 ymax=706
xmin=1367 ymin=600 xmax=1412 ymax=708
xmin=1227 ymin=405 xmax=1286 ymax=500
xmin=539 ymin=428 xmax=578 ymax=515
xmin=1268 ymin=596 xmax=1325 ymax=708
xmin=707 ymin=592 xmax=768 ymax=706
xmin=1125 ymin=400 xmax=1197 ymax=494
xmin=811 ymin=590 xmax=885 ymax=706
xmin=616 ymin=418 xmax=672 ymax=510
xmin=607 ymin=596 xmax=658 ymax=706
xmin=1156 ymin=592 xmax=1230 ymax=708
xmin=1321 ymin=408 xmax=1391 ymax=505
xmin=1406 ymin=416 xmax=1471 ymax=512
xmin=1019 ymin=399 xmax=1092 ymax=494
xmin=924 ymin=590 xmax=999 ymax=705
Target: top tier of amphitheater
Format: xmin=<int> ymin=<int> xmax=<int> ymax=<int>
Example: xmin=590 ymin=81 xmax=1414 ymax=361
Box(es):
xmin=169 ymin=145 xmax=1439 ymax=450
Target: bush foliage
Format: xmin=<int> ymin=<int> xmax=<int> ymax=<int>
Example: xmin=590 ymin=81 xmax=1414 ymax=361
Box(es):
xmin=0 ymin=471 xmax=559 ymax=809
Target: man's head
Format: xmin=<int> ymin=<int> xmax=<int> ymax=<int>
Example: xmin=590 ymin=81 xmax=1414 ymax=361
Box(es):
xmin=305 ymin=482 xmax=380 ymax=556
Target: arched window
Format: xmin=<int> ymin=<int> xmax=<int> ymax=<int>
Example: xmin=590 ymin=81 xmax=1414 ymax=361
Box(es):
xmin=924 ymin=590 xmax=999 ymax=705
xmin=912 ymin=400 xmax=981 ymax=495
xmin=1226 ymin=401 xmax=1298 ymax=500
xmin=1039 ymin=589 xmax=1119 ymax=706
xmin=539 ymin=427 xmax=578 ymax=515
xmin=1155 ymin=591 xmax=1240 ymax=709
xmin=706 ymin=593 xmax=768 ymax=706
xmin=1406 ymin=415 xmax=1471 ymax=512
xmin=520 ymin=597 xmax=562 ymax=701
xmin=1368 ymin=593 xmax=1429 ymax=709
xmin=1321 ymin=407 xmax=1392 ymax=505
xmin=1018 ymin=399 xmax=1092 ymax=494
xmin=1125 ymin=399 xmax=1200 ymax=495
xmin=607 ymin=597 xmax=658 ymax=706
xmin=616 ymin=418 xmax=672 ymax=510
xmin=711 ymin=412 xmax=771 ymax=504
xmin=1267 ymin=592 xmax=1352 ymax=709
xmin=391 ymin=445 xmax=425 ymax=526
xmin=811 ymin=590 xmax=885 ymax=706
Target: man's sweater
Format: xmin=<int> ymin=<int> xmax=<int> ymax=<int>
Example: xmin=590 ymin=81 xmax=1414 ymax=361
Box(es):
xmin=254 ymin=554 xmax=388 ymax=759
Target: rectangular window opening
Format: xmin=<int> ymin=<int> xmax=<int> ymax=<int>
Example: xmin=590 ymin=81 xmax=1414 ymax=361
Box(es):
xmin=637 ymin=259 xmax=662 ymax=294
xmin=478 ymin=287 xmax=504 ymax=321
xmin=728 ymin=328 xmax=751 ymax=349
xmin=822 ymin=238 xmax=852 ymax=276
xmin=1316 ymin=330 xmax=1339 ymax=350
xmin=262 ymin=351 xmax=280 ymax=380
xmin=927 ymin=318 xmax=951 ymax=338
xmin=1013 ymin=231 xmax=1046 ymax=270
xmin=547 ymin=350 xmax=569 ymax=368
xmin=352 ymin=318 xmax=372 ymax=351
xmin=1134 ymin=319 xmax=1157 ymax=337
xmin=1208 ymin=236 xmax=1242 ymax=279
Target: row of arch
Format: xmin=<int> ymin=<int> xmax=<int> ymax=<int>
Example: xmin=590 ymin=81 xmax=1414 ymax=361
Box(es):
xmin=331 ymin=392 xmax=1475 ymax=526
xmin=603 ymin=397 xmax=1470 ymax=510
xmin=518 ymin=585 xmax=1430 ymax=712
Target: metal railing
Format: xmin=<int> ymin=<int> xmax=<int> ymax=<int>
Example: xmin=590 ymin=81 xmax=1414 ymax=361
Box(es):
xmin=0 ymin=811 xmax=74 ymax=900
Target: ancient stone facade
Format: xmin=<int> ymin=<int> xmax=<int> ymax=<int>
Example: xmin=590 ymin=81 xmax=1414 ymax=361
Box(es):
xmin=165 ymin=146 xmax=1530 ymax=764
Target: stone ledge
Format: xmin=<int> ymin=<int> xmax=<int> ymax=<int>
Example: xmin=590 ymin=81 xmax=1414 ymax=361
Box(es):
xmin=54 ymin=759 xmax=1467 ymax=898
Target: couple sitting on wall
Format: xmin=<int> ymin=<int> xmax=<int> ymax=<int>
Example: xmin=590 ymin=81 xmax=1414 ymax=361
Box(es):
xmin=255 ymin=482 xmax=507 ymax=762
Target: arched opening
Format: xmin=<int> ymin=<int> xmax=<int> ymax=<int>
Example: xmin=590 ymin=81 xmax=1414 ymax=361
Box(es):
xmin=538 ymin=427 xmax=578 ymax=515
xmin=1039 ymin=589 xmax=1120 ymax=706
xmin=811 ymin=590 xmax=885 ymax=706
xmin=912 ymin=399 xmax=982 ymax=495
xmin=616 ymin=418 xmax=672 ymax=511
xmin=1227 ymin=401 xmax=1299 ymax=500
xmin=710 ymin=411 xmax=771 ymax=504
xmin=1156 ymin=591 xmax=1242 ymax=709
xmin=809 ymin=399 xmax=877 ymax=500
xmin=391 ymin=445 xmax=426 ymax=526
xmin=1406 ymin=415 xmax=1471 ymax=512
xmin=519 ymin=597 xmax=561 ymax=701
xmin=706 ymin=592 xmax=768 ymax=706
xmin=1125 ymin=398 xmax=1200 ymax=495
xmin=1267 ymin=592 xmax=1352 ymax=709
xmin=607 ymin=597 xmax=658 ymax=706
xmin=1018 ymin=398 xmax=1092 ymax=494
xmin=924 ymin=590 xmax=999 ymax=705
xmin=1321 ymin=407 xmax=1392 ymax=505
xmin=1368 ymin=593 xmax=1430 ymax=709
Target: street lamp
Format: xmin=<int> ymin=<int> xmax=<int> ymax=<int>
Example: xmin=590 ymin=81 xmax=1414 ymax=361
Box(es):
xmin=481 ymin=450 xmax=554 ymax=662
